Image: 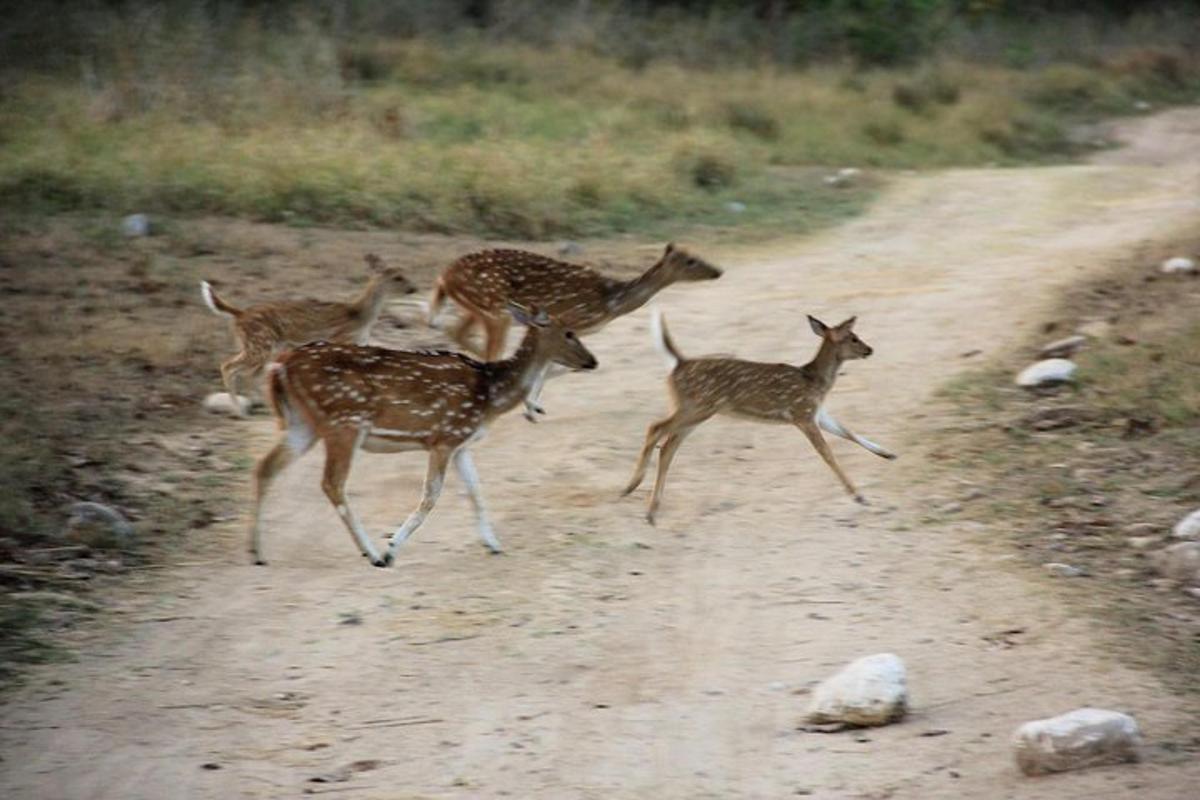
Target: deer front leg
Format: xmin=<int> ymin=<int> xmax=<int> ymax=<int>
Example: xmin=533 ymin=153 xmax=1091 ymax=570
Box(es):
xmin=452 ymin=449 xmax=502 ymax=553
xmin=522 ymin=365 xmax=549 ymax=422
xmin=816 ymin=407 xmax=896 ymax=460
xmin=622 ymin=417 xmax=672 ymax=497
xmin=798 ymin=421 xmax=866 ymax=505
xmin=322 ymin=430 xmax=388 ymax=566
xmin=382 ymin=447 xmax=452 ymax=566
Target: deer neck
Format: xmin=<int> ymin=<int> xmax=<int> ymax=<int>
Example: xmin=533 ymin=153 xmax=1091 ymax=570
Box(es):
xmin=805 ymin=339 xmax=844 ymax=394
xmin=485 ymin=329 xmax=548 ymax=416
xmin=604 ymin=260 xmax=671 ymax=317
xmin=352 ymin=274 xmax=390 ymax=321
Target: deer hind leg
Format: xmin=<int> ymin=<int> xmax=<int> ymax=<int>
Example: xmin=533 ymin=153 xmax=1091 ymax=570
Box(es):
xmin=798 ymin=421 xmax=866 ymax=505
xmin=816 ymin=407 xmax=896 ymax=460
xmin=453 ymin=449 xmax=502 ymax=553
xmin=249 ymin=426 xmax=316 ymax=565
xmin=321 ymin=428 xmax=388 ymax=567
xmin=219 ymin=352 xmax=256 ymax=417
xmin=646 ymin=423 xmax=702 ymax=525
xmin=449 ymin=311 xmax=481 ymax=354
xmin=622 ymin=416 xmax=676 ymax=497
xmin=383 ymin=446 xmax=453 ymax=565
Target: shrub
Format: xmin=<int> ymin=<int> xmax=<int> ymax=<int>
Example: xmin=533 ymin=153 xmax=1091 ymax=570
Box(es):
xmin=723 ymin=101 xmax=781 ymax=140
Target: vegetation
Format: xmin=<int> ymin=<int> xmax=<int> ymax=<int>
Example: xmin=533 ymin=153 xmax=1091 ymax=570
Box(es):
xmin=933 ymin=239 xmax=1200 ymax=691
xmin=0 ymin=2 xmax=1198 ymax=237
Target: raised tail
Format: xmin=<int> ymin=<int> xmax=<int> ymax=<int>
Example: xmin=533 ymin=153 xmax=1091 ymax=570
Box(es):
xmin=200 ymin=281 xmax=241 ymax=317
xmin=650 ymin=308 xmax=684 ymax=370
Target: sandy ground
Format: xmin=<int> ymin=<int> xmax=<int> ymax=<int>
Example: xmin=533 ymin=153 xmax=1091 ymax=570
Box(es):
xmin=3 ymin=110 xmax=1200 ymax=800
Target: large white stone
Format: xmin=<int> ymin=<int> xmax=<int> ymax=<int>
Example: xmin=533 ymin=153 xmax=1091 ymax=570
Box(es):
xmin=1013 ymin=708 xmax=1141 ymax=776
xmin=203 ymin=392 xmax=252 ymax=416
xmin=805 ymin=653 xmax=908 ymax=727
xmin=1171 ymin=509 xmax=1200 ymax=540
xmin=1149 ymin=541 xmax=1200 ymax=584
xmin=1016 ymin=359 xmax=1077 ymax=388
xmin=1160 ymin=256 xmax=1196 ymax=274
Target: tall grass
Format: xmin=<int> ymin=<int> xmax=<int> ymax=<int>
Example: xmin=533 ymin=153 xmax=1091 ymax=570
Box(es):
xmin=1 ymin=4 xmax=1198 ymax=237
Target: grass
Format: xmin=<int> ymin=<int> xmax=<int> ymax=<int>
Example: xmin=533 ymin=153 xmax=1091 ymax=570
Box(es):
xmin=2 ymin=31 xmax=1198 ymax=238
xmin=932 ymin=239 xmax=1200 ymax=694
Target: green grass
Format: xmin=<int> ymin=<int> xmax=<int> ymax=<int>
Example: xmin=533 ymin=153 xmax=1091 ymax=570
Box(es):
xmin=2 ymin=34 xmax=1197 ymax=239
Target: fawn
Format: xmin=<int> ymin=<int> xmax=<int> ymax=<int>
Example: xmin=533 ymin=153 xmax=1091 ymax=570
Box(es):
xmin=623 ymin=311 xmax=896 ymax=524
xmin=200 ymin=254 xmax=416 ymax=416
xmin=428 ymin=244 xmax=720 ymax=418
xmin=250 ymin=304 xmax=597 ymax=567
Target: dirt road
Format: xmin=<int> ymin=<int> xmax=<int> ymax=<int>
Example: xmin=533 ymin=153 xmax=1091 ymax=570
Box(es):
xmin=4 ymin=110 xmax=1200 ymax=800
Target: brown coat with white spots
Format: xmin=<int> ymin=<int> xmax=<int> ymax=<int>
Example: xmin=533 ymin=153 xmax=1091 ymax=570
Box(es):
xmin=429 ymin=243 xmax=721 ymax=360
xmin=249 ymin=306 xmax=597 ymax=568
xmin=624 ymin=312 xmax=896 ymax=524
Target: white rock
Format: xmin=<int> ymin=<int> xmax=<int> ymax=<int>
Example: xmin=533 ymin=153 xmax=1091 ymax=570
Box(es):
xmin=1016 ymin=359 xmax=1077 ymax=388
xmin=66 ymin=502 xmax=134 ymax=546
xmin=1013 ymin=708 xmax=1141 ymax=776
xmin=121 ymin=213 xmax=150 ymax=237
xmin=805 ymin=653 xmax=908 ymax=727
xmin=1149 ymin=541 xmax=1200 ymax=584
xmin=1044 ymin=562 xmax=1086 ymax=578
xmin=203 ymin=392 xmax=252 ymax=416
xmin=724 ymin=201 xmax=747 ymax=213
xmin=1038 ymin=334 xmax=1088 ymax=359
xmin=1171 ymin=509 xmax=1200 ymax=540
xmin=1125 ymin=536 xmax=1157 ymax=550
xmin=1160 ymin=256 xmax=1196 ymax=274
xmin=1076 ymin=320 xmax=1112 ymax=339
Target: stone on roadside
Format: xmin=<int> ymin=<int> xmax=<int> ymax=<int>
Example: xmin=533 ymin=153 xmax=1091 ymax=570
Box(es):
xmin=1160 ymin=256 xmax=1196 ymax=275
xmin=805 ymin=653 xmax=908 ymax=727
xmin=121 ymin=213 xmax=151 ymax=238
xmin=65 ymin=502 xmax=134 ymax=548
xmin=1171 ymin=509 xmax=1200 ymax=540
xmin=1043 ymin=562 xmax=1087 ymax=578
xmin=1038 ymin=335 xmax=1088 ymax=359
xmin=1076 ymin=320 xmax=1112 ymax=339
xmin=1013 ymin=708 xmax=1140 ymax=776
xmin=1149 ymin=541 xmax=1200 ymax=584
xmin=1016 ymin=359 xmax=1077 ymax=388
xmin=203 ymin=392 xmax=252 ymax=416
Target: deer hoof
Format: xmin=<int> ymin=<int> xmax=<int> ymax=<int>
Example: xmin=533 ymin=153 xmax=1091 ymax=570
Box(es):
xmin=371 ymin=553 xmax=393 ymax=568
xmin=854 ymin=494 xmax=869 ymax=506
xmin=252 ymin=556 xmax=267 ymax=566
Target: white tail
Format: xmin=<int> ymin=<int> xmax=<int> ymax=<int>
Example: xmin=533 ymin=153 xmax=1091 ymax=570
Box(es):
xmin=200 ymin=281 xmax=226 ymax=316
xmin=200 ymin=254 xmax=417 ymax=417
xmin=623 ymin=314 xmax=895 ymax=524
xmin=249 ymin=304 xmax=598 ymax=567
xmin=650 ymin=308 xmax=681 ymax=371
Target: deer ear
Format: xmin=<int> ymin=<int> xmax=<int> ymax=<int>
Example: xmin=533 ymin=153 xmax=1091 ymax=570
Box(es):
xmin=507 ymin=302 xmax=533 ymax=326
xmin=364 ymin=253 xmax=383 ymax=273
xmin=533 ymin=309 xmax=551 ymax=327
xmin=664 ymin=242 xmax=675 ymax=254
xmin=808 ymin=315 xmax=829 ymax=337
xmin=838 ymin=316 xmax=857 ymax=331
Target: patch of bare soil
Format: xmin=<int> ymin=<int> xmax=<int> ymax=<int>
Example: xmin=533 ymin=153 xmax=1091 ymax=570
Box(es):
xmin=2 ymin=110 xmax=1200 ymax=799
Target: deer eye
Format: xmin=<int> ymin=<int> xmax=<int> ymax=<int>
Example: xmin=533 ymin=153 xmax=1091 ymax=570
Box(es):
xmin=565 ymin=331 xmax=577 ymax=341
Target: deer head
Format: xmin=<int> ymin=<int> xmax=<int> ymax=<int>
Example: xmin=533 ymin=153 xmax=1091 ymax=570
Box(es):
xmin=658 ymin=243 xmax=723 ymax=283
xmin=808 ymin=315 xmax=873 ymax=360
xmin=365 ymin=253 xmax=418 ymax=296
xmin=509 ymin=303 xmax=598 ymax=371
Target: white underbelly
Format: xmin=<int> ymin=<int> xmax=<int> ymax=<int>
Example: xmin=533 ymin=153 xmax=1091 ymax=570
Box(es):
xmin=361 ymin=435 xmax=426 ymax=454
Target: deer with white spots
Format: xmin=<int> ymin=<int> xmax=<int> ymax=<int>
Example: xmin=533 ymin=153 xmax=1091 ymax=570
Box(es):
xmin=623 ymin=311 xmax=896 ymax=524
xmin=428 ymin=243 xmax=721 ymax=419
xmin=249 ymin=304 xmax=597 ymax=567
xmin=200 ymin=254 xmax=417 ymax=416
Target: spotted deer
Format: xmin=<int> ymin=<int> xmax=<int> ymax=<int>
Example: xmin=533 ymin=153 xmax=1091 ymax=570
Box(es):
xmin=623 ymin=310 xmax=896 ymax=524
xmin=249 ymin=304 xmax=597 ymax=567
xmin=428 ymin=243 xmax=721 ymax=419
xmin=200 ymin=254 xmax=417 ymax=416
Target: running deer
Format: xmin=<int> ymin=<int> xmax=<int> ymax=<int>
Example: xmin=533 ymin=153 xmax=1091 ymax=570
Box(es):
xmin=200 ymin=254 xmax=417 ymax=416
xmin=428 ymin=243 xmax=721 ymax=418
xmin=249 ymin=304 xmax=597 ymax=567
xmin=623 ymin=311 xmax=896 ymax=524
